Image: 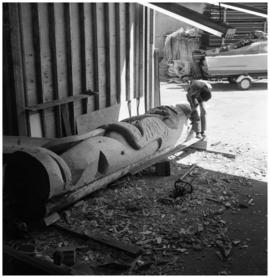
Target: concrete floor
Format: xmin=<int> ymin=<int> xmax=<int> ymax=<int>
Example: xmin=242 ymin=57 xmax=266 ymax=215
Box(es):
xmin=160 ymin=80 xmax=267 ymax=153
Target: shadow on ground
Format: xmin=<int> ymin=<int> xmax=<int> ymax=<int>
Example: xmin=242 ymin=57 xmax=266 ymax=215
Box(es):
xmin=3 ymin=162 xmax=267 ymax=275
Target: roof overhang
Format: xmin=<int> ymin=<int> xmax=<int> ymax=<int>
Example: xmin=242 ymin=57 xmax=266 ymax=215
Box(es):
xmin=217 ymin=2 xmax=267 ymax=18
xmin=140 ymin=2 xmax=236 ymax=38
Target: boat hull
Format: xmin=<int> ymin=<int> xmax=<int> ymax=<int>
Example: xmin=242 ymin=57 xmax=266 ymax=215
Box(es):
xmin=206 ymin=53 xmax=267 ymax=76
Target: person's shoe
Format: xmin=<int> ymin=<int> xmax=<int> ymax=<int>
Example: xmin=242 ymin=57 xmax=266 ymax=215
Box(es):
xmin=201 ymin=132 xmax=207 ymax=138
xmin=196 ymin=132 xmax=202 ymax=139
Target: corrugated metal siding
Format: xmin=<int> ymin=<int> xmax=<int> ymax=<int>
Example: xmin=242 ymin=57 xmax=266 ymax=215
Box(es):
xmin=206 ymin=2 xmax=267 ymax=48
xmin=4 ymin=3 xmax=156 ymax=137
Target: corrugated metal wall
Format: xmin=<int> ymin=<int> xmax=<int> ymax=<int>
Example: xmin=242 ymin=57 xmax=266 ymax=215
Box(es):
xmin=3 ymin=3 xmax=156 ymax=137
xmin=206 ymin=2 xmax=267 ymax=48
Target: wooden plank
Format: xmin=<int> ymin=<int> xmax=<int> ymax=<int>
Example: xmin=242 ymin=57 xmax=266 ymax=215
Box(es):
xmin=144 ymin=7 xmax=150 ymax=111
xmin=148 ymin=8 xmax=154 ymax=109
xmin=50 ymin=3 xmax=69 ymax=137
xmin=36 ymin=4 xmax=56 ymax=137
xmin=3 ymin=6 xmax=18 ymax=135
xmin=25 ymin=93 xmax=97 ymax=112
xmin=3 ymin=135 xmax=53 ymax=152
xmin=119 ymin=3 xmax=126 ymax=104
xmin=125 ymin=3 xmax=130 ymax=102
xmin=48 ymin=3 xmax=62 ymax=137
xmin=82 ymin=3 xmax=95 ymax=113
xmin=189 ymin=146 xmax=236 ymax=159
xmin=9 ymin=4 xmax=28 ymax=136
xmin=138 ymin=5 xmax=145 ymax=99
xmin=79 ymin=4 xmax=87 ymax=114
xmin=154 ymin=49 xmax=161 ymax=107
xmin=104 ymin=3 xmax=111 ymax=107
xmin=31 ymin=4 xmax=48 ymax=137
xmin=108 ymin=3 xmax=117 ymax=106
xmin=91 ymin=3 xmax=99 ymax=110
xmin=64 ymin=3 xmax=76 ymax=134
xmin=53 ymin=224 xmax=142 ymax=257
xmin=115 ymin=4 xmax=121 ymax=104
xmin=76 ymin=104 xmax=120 ymax=134
xmin=134 ymin=4 xmax=140 ymax=100
xmin=69 ymin=3 xmax=83 ymax=130
xmin=129 ymin=3 xmax=136 ymax=105
xmin=96 ymin=3 xmax=107 ymax=109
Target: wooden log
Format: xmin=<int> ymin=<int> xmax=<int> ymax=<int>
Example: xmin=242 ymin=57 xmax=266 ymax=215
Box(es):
xmin=46 ymin=137 xmax=200 ymax=216
xmin=5 ymin=105 xmax=193 ymax=219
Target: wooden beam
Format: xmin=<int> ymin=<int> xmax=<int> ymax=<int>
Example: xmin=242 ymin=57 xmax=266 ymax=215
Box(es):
xmin=189 ymin=146 xmax=236 ymax=159
xmin=148 ymin=3 xmax=235 ymax=37
xmin=53 ymin=224 xmax=142 ymax=257
xmin=220 ymin=3 xmax=267 ymax=18
xmin=25 ymin=93 xmax=97 ymax=112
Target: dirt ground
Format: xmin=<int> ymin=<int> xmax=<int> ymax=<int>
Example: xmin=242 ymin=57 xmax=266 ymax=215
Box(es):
xmin=4 ymin=81 xmax=268 ymax=275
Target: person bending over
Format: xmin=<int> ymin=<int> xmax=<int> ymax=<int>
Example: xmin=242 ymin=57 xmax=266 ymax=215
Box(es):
xmin=186 ymin=80 xmax=212 ymax=139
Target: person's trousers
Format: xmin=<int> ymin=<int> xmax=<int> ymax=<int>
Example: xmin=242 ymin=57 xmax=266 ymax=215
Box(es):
xmin=190 ymin=102 xmax=206 ymax=133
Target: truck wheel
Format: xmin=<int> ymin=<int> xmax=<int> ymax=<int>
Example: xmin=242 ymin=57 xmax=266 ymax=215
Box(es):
xmin=237 ymin=78 xmax=252 ymax=90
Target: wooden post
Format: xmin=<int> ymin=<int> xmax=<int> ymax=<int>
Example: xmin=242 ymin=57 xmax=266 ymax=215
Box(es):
xmin=8 ymin=4 xmax=28 ymax=136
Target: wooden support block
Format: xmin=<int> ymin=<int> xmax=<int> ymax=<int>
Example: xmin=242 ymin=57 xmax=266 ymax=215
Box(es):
xmin=130 ymin=137 xmax=202 ymax=175
xmin=43 ymin=212 xmax=60 ymax=227
xmin=155 ymin=161 xmax=171 ymax=176
xmin=191 ymin=139 xmax=208 ymax=150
